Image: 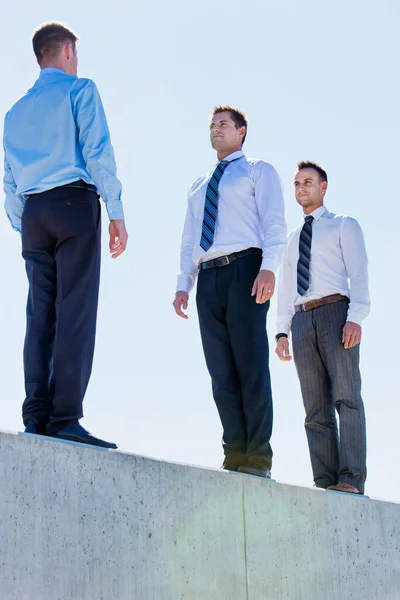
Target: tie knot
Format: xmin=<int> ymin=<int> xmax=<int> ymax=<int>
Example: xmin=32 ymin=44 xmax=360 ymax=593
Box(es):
xmin=304 ymin=215 xmax=314 ymax=224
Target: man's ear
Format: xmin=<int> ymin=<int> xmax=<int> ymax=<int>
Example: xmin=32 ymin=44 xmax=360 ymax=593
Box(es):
xmin=64 ymin=43 xmax=74 ymax=61
xmin=321 ymin=181 xmax=328 ymax=195
xmin=239 ymin=126 xmax=246 ymax=141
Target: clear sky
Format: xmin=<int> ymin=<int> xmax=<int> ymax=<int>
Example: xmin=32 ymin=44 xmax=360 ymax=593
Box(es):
xmin=1 ymin=0 xmax=399 ymax=503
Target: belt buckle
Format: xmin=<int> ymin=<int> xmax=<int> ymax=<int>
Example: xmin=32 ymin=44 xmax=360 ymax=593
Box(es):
xmin=215 ymin=256 xmax=230 ymax=268
xmin=300 ymin=302 xmax=308 ymax=312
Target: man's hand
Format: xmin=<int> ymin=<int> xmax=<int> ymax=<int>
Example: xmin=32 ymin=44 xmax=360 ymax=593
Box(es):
xmin=342 ymin=321 xmax=362 ymax=349
xmin=109 ymin=219 xmax=128 ymax=258
xmin=251 ymin=270 xmax=275 ymax=304
xmin=173 ymin=291 xmax=189 ymax=319
xmin=275 ymin=337 xmax=292 ymax=362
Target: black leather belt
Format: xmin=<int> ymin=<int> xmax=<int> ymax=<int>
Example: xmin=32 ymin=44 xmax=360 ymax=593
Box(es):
xmin=198 ymin=247 xmax=262 ymax=271
xmin=26 ymin=179 xmax=97 ymax=199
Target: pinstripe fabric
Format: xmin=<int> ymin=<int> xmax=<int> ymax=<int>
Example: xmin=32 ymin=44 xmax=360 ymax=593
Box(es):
xmin=291 ymin=300 xmax=366 ymax=492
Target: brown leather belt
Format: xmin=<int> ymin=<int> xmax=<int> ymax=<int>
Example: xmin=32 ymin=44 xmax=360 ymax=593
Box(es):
xmin=295 ymin=293 xmax=349 ymax=313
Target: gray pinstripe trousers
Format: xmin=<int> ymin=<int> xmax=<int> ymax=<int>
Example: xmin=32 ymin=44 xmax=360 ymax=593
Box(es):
xmin=292 ymin=299 xmax=367 ymax=493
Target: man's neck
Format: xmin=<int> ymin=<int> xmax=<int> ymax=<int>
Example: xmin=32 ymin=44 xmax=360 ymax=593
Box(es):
xmin=303 ymin=201 xmax=324 ymax=215
xmin=217 ymin=147 xmax=242 ymax=161
xmin=41 ymin=64 xmax=69 ymax=75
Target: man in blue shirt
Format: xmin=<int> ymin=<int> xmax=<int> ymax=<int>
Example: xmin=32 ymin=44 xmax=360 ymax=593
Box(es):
xmin=3 ymin=22 xmax=128 ymax=448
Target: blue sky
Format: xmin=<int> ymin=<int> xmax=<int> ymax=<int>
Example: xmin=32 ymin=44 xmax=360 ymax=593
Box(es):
xmin=1 ymin=0 xmax=399 ymax=502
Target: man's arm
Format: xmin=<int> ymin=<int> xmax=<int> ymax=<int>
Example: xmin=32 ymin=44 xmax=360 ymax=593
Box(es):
xmin=340 ymin=217 xmax=370 ymax=348
xmin=74 ymin=80 xmax=127 ymax=257
xmin=3 ymin=148 xmax=24 ymax=233
xmin=173 ymin=195 xmax=198 ymax=319
xmin=275 ymin=236 xmax=296 ymax=362
xmin=252 ymin=162 xmax=287 ymax=303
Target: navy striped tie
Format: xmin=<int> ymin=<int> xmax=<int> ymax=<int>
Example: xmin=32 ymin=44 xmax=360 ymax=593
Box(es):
xmin=297 ymin=215 xmax=314 ymax=296
xmin=200 ymin=160 xmax=229 ymax=251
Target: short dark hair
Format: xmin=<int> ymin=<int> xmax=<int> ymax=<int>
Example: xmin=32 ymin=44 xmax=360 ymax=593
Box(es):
xmin=212 ymin=105 xmax=248 ymax=145
xmin=32 ymin=22 xmax=78 ymax=66
xmin=297 ymin=160 xmax=328 ymax=183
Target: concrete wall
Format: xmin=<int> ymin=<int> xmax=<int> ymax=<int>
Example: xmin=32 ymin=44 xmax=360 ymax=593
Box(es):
xmin=0 ymin=430 xmax=399 ymax=600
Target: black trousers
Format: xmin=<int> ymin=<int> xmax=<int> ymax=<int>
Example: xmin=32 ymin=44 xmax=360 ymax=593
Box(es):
xmin=21 ymin=186 xmax=101 ymax=434
xmin=196 ymin=253 xmax=273 ymax=466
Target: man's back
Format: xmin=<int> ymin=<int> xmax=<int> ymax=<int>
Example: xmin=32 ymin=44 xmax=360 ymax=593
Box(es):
xmin=4 ymin=66 xmax=123 ymax=233
xmin=5 ymin=68 xmax=97 ymax=196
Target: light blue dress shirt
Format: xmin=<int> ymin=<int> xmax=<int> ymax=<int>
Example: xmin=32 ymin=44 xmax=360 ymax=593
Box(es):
xmin=3 ymin=67 xmax=124 ymax=232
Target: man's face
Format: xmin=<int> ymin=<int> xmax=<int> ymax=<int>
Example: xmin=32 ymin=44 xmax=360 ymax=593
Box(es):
xmin=209 ymin=111 xmax=245 ymax=152
xmin=294 ymin=168 xmax=327 ymax=212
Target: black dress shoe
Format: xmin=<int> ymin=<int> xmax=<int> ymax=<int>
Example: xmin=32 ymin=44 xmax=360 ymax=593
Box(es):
xmin=221 ymin=453 xmax=247 ymax=472
xmin=51 ymin=424 xmax=117 ymax=449
xmin=24 ymin=423 xmax=46 ymax=435
xmin=238 ymin=456 xmax=271 ymax=479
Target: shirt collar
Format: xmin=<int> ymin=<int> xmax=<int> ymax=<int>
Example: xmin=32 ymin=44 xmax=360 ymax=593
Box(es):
xmin=40 ymin=67 xmax=66 ymax=76
xmin=37 ymin=68 xmax=76 ymax=82
xmin=218 ymin=150 xmax=244 ymax=163
xmin=307 ymin=205 xmax=327 ymax=221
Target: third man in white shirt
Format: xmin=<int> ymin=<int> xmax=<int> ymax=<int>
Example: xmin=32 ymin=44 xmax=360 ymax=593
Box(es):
xmin=173 ymin=106 xmax=286 ymax=478
xmin=276 ymin=161 xmax=370 ymax=494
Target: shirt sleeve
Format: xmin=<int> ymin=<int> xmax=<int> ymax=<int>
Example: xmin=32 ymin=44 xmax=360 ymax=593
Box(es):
xmin=340 ymin=217 xmax=370 ymax=325
xmin=3 ymin=142 xmax=24 ymax=233
xmin=176 ymin=188 xmax=198 ymax=294
xmin=74 ymin=80 xmax=124 ymax=221
xmin=276 ymin=232 xmax=297 ymax=335
xmin=253 ymin=162 xmax=287 ymax=273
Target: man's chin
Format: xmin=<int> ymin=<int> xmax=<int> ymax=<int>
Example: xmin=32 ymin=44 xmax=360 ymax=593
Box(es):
xmin=297 ymin=199 xmax=312 ymax=208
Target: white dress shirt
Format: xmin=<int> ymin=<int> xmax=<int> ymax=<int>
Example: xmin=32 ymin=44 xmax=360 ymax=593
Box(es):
xmin=177 ymin=150 xmax=287 ymax=293
xmin=277 ymin=205 xmax=370 ymax=335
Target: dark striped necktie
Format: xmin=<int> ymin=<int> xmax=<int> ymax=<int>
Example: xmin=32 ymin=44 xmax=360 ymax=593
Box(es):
xmin=297 ymin=215 xmax=314 ymax=296
xmin=200 ymin=160 xmax=230 ymax=251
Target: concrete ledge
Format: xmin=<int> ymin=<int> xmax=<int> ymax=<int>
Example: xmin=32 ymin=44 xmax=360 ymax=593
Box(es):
xmin=0 ymin=430 xmax=399 ymax=599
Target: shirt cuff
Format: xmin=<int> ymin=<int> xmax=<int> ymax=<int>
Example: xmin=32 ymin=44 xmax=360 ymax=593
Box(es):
xmin=5 ymin=210 xmax=22 ymax=233
xmin=346 ymin=305 xmax=370 ymax=326
xmin=276 ymin=321 xmax=291 ymax=336
xmin=346 ymin=313 xmax=364 ymax=326
xmin=176 ymin=274 xmax=196 ymax=294
xmin=260 ymin=256 xmax=278 ymax=273
xmin=106 ymin=200 xmax=124 ymax=221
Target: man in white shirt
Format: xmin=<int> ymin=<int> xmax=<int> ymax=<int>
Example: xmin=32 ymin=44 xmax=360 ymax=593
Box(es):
xmin=276 ymin=161 xmax=370 ymax=494
xmin=173 ymin=105 xmax=287 ymax=478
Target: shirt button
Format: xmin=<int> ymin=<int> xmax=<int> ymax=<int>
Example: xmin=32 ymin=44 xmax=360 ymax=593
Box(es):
xmin=67 ymin=201 xmax=71 ymax=206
